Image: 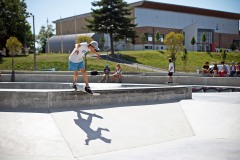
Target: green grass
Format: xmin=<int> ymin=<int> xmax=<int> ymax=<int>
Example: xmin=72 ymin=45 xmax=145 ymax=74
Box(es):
xmin=0 ymin=53 xmax=146 ymax=72
xmin=119 ymin=50 xmax=240 ymax=72
xmin=1 ymin=51 xmax=240 ymax=73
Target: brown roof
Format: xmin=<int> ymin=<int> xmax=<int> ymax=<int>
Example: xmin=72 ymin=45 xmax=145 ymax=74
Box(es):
xmin=131 ymin=1 xmax=240 ymax=20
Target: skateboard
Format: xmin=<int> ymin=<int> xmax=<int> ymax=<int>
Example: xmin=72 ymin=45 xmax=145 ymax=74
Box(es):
xmin=70 ymin=84 xmax=100 ymax=96
xmin=165 ymin=82 xmax=179 ymax=86
xmin=78 ymin=110 xmax=103 ymax=119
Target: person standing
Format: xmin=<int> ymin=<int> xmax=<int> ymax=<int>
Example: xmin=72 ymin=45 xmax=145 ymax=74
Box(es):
xmin=69 ymin=41 xmax=100 ymax=94
xmin=168 ymin=58 xmax=174 ymax=83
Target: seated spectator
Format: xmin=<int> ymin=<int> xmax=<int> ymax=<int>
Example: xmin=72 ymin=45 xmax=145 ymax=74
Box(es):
xmin=236 ymin=62 xmax=240 ymax=75
xmin=112 ymin=63 xmax=122 ymax=83
xmin=229 ymin=62 xmax=236 ymax=77
xmin=202 ymin=61 xmax=210 ymax=76
xmin=219 ymin=61 xmax=228 ymax=77
xmin=212 ymin=63 xmax=219 ymax=77
xmin=98 ymin=65 xmax=110 ymax=83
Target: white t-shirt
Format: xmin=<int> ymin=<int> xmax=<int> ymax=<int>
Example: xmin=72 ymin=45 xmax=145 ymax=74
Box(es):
xmin=69 ymin=43 xmax=89 ymax=63
xmin=169 ymin=62 xmax=174 ymax=72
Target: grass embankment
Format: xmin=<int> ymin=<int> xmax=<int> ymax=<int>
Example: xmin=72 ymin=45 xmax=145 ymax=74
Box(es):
xmin=119 ymin=50 xmax=240 ymax=72
xmin=0 ymin=51 xmax=240 ymax=72
xmin=0 ymin=53 xmax=145 ymax=72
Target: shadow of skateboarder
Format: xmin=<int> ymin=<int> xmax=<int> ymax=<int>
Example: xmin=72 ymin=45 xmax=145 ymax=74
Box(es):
xmin=74 ymin=110 xmax=111 ymax=145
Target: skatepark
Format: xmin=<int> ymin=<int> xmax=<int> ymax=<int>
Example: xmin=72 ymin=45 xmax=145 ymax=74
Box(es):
xmin=0 ymin=72 xmax=240 ymax=160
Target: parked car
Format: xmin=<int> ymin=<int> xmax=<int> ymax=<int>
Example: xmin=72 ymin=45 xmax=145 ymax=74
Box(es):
xmin=209 ymin=64 xmax=230 ymax=75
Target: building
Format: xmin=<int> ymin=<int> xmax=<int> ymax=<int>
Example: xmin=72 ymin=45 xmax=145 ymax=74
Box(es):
xmin=48 ymin=0 xmax=240 ymax=53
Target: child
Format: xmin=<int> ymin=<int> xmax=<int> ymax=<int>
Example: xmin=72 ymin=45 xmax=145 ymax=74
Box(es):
xmin=98 ymin=65 xmax=110 ymax=83
xmin=168 ymin=58 xmax=174 ymax=83
xmin=69 ymin=41 xmax=100 ymax=94
xmin=112 ymin=63 xmax=122 ymax=83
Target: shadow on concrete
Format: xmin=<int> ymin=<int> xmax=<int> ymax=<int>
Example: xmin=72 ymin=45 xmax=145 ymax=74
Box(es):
xmin=74 ymin=110 xmax=111 ymax=145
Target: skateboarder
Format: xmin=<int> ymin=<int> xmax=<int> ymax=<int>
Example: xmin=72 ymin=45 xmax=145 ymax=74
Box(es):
xmin=69 ymin=41 xmax=100 ymax=94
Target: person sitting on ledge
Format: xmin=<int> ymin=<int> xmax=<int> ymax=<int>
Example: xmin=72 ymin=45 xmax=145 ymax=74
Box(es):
xmin=229 ymin=62 xmax=236 ymax=77
xmin=202 ymin=61 xmax=210 ymax=76
xmin=112 ymin=63 xmax=122 ymax=83
xmin=212 ymin=63 xmax=219 ymax=77
xmin=98 ymin=65 xmax=110 ymax=83
xmin=219 ymin=61 xmax=228 ymax=77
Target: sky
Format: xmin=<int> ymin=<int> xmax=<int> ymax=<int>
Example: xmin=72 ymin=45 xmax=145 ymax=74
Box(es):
xmin=25 ymin=0 xmax=240 ymax=35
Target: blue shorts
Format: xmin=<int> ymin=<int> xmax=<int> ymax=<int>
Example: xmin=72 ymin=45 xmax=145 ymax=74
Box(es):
xmin=69 ymin=61 xmax=85 ymax=71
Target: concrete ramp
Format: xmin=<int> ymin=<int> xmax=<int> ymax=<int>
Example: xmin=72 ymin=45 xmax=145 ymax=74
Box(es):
xmin=0 ymin=92 xmax=240 ymax=160
xmin=49 ymin=102 xmax=194 ymax=157
xmin=180 ymin=93 xmax=240 ymax=139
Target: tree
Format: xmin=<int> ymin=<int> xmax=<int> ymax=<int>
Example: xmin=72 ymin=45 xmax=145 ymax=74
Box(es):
xmin=221 ymin=49 xmax=227 ymax=61
xmin=230 ymin=42 xmax=237 ymax=51
xmin=155 ymin=31 xmax=161 ymax=50
xmin=36 ymin=24 xmax=54 ymax=53
xmin=76 ymin=36 xmax=93 ymax=44
xmin=190 ymin=36 xmax=196 ymax=51
xmin=0 ymin=0 xmax=32 ymax=55
xmin=86 ymin=0 xmax=137 ymax=55
xmin=181 ymin=48 xmax=188 ymax=71
xmin=6 ymin=36 xmax=22 ymax=81
xmin=140 ymin=34 xmax=147 ymax=50
xmin=100 ymin=36 xmax=106 ymax=49
xmin=164 ymin=31 xmax=184 ymax=71
xmin=201 ymin=32 xmax=206 ymax=51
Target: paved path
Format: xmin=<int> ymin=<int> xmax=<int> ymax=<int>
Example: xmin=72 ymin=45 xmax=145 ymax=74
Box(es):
xmin=100 ymin=54 xmax=167 ymax=73
xmin=0 ymin=92 xmax=240 ymax=160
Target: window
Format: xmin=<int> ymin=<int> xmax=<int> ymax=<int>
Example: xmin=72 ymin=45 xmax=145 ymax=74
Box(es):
xmin=145 ymin=46 xmax=153 ymax=49
xmin=145 ymin=33 xmax=153 ymax=42
xmin=197 ymin=29 xmax=214 ymax=51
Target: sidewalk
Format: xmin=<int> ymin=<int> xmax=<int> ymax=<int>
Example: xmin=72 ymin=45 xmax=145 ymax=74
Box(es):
xmin=100 ymin=54 xmax=167 ymax=73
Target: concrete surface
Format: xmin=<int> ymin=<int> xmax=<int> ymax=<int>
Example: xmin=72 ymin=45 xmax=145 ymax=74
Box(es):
xmin=1 ymin=72 xmax=240 ymax=86
xmin=0 ymin=92 xmax=240 ymax=160
xmin=0 ymin=83 xmax=192 ymax=108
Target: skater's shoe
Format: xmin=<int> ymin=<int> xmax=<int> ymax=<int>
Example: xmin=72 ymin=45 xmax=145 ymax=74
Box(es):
xmin=85 ymin=86 xmax=93 ymax=94
xmin=71 ymin=83 xmax=77 ymax=89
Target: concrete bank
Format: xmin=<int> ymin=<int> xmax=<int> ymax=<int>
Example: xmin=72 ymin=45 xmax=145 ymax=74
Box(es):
xmin=1 ymin=72 xmax=240 ymax=86
xmin=0 ymin=83 xmax=192 ymax=109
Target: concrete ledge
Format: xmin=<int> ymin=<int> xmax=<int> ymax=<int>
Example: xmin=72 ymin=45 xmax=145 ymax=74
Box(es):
xmin=1 ymin=73 xmax=239 ymax=86
xmin=0 ymin=87 xmax=192 ymax=109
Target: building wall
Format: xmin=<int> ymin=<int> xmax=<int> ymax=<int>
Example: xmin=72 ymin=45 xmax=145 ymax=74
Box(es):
xmin=52 ymin=3 xmax=240 ymax=52
xmin=56 ymin=14 xmax=91 ymax=35
xmin=214 ymin=33 xmax=240 ymax=49
xmin=135 ymin=8 xmax=239 ymax=35
xmin=134 ymin=26 xmax=181 ymax=49
xmin=183 ymin=22 xmax=197 ymax=51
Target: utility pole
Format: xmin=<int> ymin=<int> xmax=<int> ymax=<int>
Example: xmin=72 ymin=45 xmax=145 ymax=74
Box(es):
xmin=47 ymin=18 xmax=50 ymax=53
xmin=30 ymin=13 xmax=37 ymax=70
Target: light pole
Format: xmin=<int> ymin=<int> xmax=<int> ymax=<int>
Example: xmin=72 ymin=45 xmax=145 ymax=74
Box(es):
xmin=30 ymin=13 xmax=37 ymax=70
xmin=47 ymin=18 xmax=50 ymax=53
xmin=102 ymin=24 xmax=113 ymax=62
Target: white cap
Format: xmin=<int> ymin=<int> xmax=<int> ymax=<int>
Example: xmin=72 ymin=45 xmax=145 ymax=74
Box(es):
xmin=90 ymin=41 xmax=100 ymax=52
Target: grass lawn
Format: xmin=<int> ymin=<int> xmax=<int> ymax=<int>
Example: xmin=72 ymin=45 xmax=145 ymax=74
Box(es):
xmin=0 ymin=53 xmax=146 ymax=72
xmin=119 ymin=50 xmax=240 ymax=72
xmin=0 ymin=50 xmax=240 ymax=73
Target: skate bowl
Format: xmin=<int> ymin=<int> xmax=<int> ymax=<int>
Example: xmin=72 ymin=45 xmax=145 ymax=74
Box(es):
xmin=0 ymin=82 xmax=192 ymax=109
